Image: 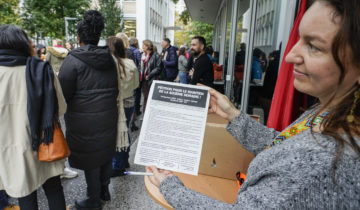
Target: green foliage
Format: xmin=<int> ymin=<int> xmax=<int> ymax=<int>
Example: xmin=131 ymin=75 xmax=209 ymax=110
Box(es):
xmin=22 ymin=0 xmax=90 ymax=39
xmin=98 ymin=0 xmax=123 ymax=37
xmin=179 ymin=10 xmax=190 ymax=25
xmin=171 ymin=0 xmax=179 ymax=4
xmin=188 ymin=21 xmax=214 ymax=46
xmin=174 ymin=11 xmax=190 ymax=47
xmin=0 ymin=0 xmax=22 ymax=25
xmin=175 ymin=9 xmax=214 ymax=47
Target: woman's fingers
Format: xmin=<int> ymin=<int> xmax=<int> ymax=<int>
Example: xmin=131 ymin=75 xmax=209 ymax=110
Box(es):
xmin=149 ymin=165 xmax=160 ymax=175
xmin=146 ymin=166 xmax=173 ymax=188
xmin=146 ymin=166 xmax=161 ymax=187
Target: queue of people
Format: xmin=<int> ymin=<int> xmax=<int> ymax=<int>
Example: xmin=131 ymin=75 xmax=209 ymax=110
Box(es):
xmin=0 ymin=7 xmax=216 ymax=209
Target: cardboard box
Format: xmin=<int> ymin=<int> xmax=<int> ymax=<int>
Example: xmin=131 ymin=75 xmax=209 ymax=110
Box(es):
xmin=198 ymin=114 xmax=255 ymax=180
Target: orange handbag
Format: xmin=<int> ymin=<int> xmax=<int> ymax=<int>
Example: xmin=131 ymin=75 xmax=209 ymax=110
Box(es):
xmin=38 ymin=123 xmax=71 ymax=162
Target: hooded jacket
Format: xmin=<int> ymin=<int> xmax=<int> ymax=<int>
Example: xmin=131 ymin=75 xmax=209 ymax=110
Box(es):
xmin=45 ymin=46 xmax=68 ymax=73
xmin=58 ymin=45 xmax=118 ymax=170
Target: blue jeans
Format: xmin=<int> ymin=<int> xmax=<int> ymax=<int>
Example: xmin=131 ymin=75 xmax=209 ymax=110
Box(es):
xmin=112 ymin=106 xmax=135 ymax=171
xmin=179 ymin=72 xmax=188 ymax=84
xmin=0 ymin=190 xmax=8 ymax=209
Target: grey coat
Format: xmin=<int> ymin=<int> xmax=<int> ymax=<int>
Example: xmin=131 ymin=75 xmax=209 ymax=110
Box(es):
xmin=160 ymin=109 xmax=360 ymax=209
xmin=178 ymin=55 xmax=188 ymax=73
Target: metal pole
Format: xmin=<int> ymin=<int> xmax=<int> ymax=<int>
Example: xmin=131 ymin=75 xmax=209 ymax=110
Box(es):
xmin=64 ymin=17 xmax=77 ymax=42
xmin=240 ymin=0 xmax=257 ymax=113
xmin=65 ymin=18 xmax=69 ymax=41
xmin=219 ymin=1 xmax=228 ymax=66
xmin=225 ymin=0 xmax=239 ymax=98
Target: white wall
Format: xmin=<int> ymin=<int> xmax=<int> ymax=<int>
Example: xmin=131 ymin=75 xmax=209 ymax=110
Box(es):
xmin=276 ymin=0 xmax=297 ymax=51
xmin=136 ymin=0 xmax=147 ymax=49
xmin=166 ymin=0 xmax=175 ymax=45
xmin=129 ymin=0 xmax=175 ymax=51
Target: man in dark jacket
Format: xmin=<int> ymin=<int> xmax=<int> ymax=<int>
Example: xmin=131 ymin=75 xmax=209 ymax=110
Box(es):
xmin=58 ymin=10 xmax=118 ymax=209
xmin=189 ymin=36 xmax=214 ymax=87
xmin=161 ymin=38 xmax=178 ymax=81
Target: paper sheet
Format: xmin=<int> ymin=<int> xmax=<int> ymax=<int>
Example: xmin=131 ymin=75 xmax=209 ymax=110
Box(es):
xmin=134 ymin=81 xmax=210 ymax=175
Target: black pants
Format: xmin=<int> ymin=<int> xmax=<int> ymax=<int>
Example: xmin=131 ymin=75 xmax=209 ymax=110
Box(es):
xmin=134 ymin=87 xmax=142 ymax=113
xmin=18 ymin=175 xmax=66 ymax=210
xmin=84 ymin=160 xmax=112 ymax=201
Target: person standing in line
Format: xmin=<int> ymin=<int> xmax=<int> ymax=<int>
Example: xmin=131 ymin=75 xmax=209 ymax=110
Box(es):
xmin=177 ymin=47 xmax=188 ymax=84
xmin=116 ymin=33 xmax=136 ymax=64
xmin=107 ymin=36 xmax=139 ymax=177
xmin=0 ymin=24 xmax=67 ymax=210
xmin=36 ymin=44 xmax=46 ymax=61
xmin=46 ymin=39 xmax=78 ymax=179
xmin=46 ymin=39 xmax=68 ymax=75
xmin=161 ymin=38 xmax=178 ymax=82
xmin=65 ymin=42 xmax=74 ymax=52
xmin=129 ymin=37 xmax=142 ymax=129
xmin=189 ymin=36 xmax=214 ymax=87
xmin=140 ymin=40 xmax=162 ymax=112
xmin=58 ymin=10 xmax=118 ymax=209
xmin=205 ymin=45 xmax=215 ymax=63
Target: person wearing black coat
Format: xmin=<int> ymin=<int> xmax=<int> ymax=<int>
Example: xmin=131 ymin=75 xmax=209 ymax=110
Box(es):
xmin=58 ymin=10 xmax=118 ymax=210
xmin=141 ymin=40 xmax=162 ymax=112
xmin=189 ymin=36 xmax=214 ymax=87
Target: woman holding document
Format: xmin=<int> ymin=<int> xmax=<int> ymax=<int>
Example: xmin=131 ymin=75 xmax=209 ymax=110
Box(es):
xmin=147 ymin=0 xmax=360 ymax=208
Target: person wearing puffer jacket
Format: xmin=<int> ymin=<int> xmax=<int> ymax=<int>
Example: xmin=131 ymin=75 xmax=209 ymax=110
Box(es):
xmin=46 ymin=39 xmax=68 ymax=75
xmin=58 ymin=11 xmax=118 ymax=209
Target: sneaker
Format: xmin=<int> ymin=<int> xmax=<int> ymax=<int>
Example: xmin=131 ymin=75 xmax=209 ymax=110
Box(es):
xmin=60 ymin=167 xmax=78 ymax=179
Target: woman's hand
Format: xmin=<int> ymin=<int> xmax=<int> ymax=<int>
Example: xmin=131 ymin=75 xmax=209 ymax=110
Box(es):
xmin=145 ymin=76 xmax=149 ymax=80
xmin=146 ymin=166 xmax=174 ymax=188
xmin=207 ymin=87 xmax=240 ymax=122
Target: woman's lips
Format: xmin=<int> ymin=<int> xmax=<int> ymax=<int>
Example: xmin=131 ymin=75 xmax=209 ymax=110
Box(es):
xmin=293 ymin=69 xmax=308 ymax=77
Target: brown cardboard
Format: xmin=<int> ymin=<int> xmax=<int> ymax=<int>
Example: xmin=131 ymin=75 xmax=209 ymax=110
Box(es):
xmin=198 ymin=114 xmax=255 ymax=180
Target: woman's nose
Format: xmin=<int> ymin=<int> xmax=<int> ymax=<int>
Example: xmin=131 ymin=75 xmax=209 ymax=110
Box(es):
xmin=285 ymin=41 xmax=303 ymax=64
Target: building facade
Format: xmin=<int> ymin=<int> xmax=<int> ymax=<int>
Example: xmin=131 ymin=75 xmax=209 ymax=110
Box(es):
xmin=135 ymin=0 xmax=175 ymax=51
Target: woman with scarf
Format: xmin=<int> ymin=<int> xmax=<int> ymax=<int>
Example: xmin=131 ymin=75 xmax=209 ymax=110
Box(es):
xmin=106 ymin=36 xmax=139 ymax=177
xmin=0 ymin=25 xmax=67 ymax=210
xmin=140 ymin=40 xmax=162 ymax=112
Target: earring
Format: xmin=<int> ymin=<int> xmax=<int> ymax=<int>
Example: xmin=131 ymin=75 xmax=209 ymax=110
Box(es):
xmin=346 ymin=88 xmax=360 ymax=123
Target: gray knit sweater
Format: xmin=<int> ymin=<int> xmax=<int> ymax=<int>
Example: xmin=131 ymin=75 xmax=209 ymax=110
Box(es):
xmin=160 ymin=109 xmax=360 ymax=209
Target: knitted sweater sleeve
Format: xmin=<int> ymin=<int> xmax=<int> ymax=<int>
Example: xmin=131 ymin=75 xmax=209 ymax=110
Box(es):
xmin=160 ymin=176 xmax=236 ymax=209
xmin=226 ymin=111 xmax=280 ymax=155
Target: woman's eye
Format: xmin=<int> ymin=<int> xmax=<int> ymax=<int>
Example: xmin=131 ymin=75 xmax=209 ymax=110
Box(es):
xmin=309 ymin=43 xmax=319 ymax=52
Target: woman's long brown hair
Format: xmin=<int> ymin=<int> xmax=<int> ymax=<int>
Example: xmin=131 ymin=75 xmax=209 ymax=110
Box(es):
xmin=106 ymin=36 xmax=126 ymax=78
xmin=309 ymin=0 xmax=360 ymax=180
